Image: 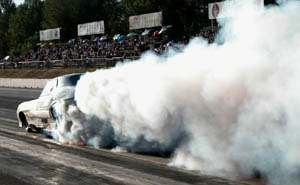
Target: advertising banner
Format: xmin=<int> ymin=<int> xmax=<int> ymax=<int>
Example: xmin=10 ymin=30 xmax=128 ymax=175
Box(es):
xmin=208 ymin=0 xmax=264 ymax=19
xmin=40 ymin=28 xmax=60 ymax=41
xmin=208 ymin=2 xmax=227 ymax=20
xmin=129 ymin=12 xmax=162 ymax=30
xmin=78 ymin=21 xmax=105 ymax=36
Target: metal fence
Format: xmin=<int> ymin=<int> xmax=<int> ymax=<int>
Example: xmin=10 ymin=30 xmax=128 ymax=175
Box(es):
xmin=0 ymin=56 xmax=140 ymax=69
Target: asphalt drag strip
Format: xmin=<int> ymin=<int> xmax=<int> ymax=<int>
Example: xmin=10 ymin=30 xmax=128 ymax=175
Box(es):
xmin=0 ymin=88 xmax=262 ymax=185
xmin=0 ymin=171 xmax=33 ymax=185
xmin=0 ymin=129 xmax=248 ymax=185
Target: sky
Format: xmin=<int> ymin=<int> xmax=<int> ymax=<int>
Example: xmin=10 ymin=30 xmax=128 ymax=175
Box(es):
xmin=14 ymin=0 xmax=24 ymax=6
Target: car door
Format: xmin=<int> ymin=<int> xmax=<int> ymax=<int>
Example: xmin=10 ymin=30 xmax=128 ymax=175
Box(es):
xmin=34 ymin=78 xmax=58 ymax=125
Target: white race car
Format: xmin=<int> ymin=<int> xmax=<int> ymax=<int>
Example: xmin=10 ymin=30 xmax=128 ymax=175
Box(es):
xmin=16 ymin=73 xmax=82 ymax=132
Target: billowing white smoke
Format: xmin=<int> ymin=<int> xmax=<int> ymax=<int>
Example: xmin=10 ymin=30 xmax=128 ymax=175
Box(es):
xmin=54 ymin=1 xmax=300 ymax=184
xmin=51 ymin=101 xmax=114 ymax=147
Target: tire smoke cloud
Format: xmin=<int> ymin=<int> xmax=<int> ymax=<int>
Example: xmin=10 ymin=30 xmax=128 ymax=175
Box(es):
xmin=54 ymin=1 xmax=300 ymax=184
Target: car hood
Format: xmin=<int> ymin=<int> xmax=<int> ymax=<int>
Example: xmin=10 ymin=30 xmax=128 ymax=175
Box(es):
xmin=17 ymin=99 xmax=38 ymax=113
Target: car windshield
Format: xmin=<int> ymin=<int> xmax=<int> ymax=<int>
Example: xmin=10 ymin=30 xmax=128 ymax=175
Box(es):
xmin=58 ymin=74 xmax=82 ymax=87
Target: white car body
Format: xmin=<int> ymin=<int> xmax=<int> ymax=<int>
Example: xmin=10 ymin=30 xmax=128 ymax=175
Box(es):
xmin=16 ymin=73 xmax=82 ymax=131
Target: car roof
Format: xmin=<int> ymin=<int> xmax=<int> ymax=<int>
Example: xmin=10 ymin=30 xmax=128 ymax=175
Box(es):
xmin=55 ymin=73 xmax=84 ymax=87
xmin=57 ymin=73 xmax=84 ymax=79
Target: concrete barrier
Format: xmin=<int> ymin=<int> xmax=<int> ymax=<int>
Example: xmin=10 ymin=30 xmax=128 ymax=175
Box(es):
xmin=0 ymin=78 xmax=49 ymax=89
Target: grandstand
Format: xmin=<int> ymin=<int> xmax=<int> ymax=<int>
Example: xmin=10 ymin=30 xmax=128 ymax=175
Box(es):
xmin=0 ymin=26 xmax=219 ymax=70
xmin=0 ymin=0 xmax=276 ymax=70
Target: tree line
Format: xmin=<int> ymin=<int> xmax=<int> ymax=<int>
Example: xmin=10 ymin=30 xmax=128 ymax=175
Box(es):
xmin=0 ymin=0 xmax=276 ymax=59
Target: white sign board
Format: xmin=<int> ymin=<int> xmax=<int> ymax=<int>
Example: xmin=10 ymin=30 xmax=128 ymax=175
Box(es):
xmin=129 ymin=12 xmax=162 ymax=30
xmin=208 ymin=2 xmax=225 ymax=20
xmin=208 ymin=0 xmax=264 ymax=20
xmin=78 ymin=21 xmax=105 ymax=36
xmin=40 ymin=28 xmax=60 ymax=41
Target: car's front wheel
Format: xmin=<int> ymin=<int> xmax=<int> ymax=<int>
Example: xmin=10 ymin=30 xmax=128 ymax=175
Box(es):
xmin=19 ymin=112 xmax=29 ymax=130
xmin=19 ymin=112 xmax=40 ymax=133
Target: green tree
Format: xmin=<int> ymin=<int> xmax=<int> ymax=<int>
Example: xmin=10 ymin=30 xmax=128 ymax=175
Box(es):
xmin=102 ymin=0 xmax=124 ymax=35
xmin=75 ymin=0 xmax=125 ymax=36
xmin=0 ymin=0 xmax=15 ymax=58
xmin=0 ymin=0 xmax=16 ymax=16
xmin=43 ymin=0 xmax=123 ymax=39
xmin=43 ymin=0 xmax=84 ymax=40
xmin=8 ymin=0 xmax=43 ymax=55
xmin=0 ymin=12 xmax=7 ymax=58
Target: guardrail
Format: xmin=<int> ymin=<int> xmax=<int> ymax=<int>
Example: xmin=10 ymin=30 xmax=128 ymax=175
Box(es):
xmin=0 ymin=56 xmax=140 ymax=69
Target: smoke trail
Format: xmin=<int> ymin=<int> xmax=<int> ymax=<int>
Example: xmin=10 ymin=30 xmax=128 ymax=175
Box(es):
xmin=53 ymin=1 xmax=300 ymax=184
xmin=51 ymin=101 xmax=115 ymax=148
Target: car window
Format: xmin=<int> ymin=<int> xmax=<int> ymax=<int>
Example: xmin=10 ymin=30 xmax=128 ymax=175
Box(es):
xmin=57 ymin=74 xmax=82 ymax=87
xmin=40 ymin=79 xmax=57 ymax=97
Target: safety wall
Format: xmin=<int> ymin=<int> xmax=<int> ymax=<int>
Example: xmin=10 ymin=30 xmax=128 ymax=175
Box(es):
xmin=0 ymin=78 xmax=48 ymax=89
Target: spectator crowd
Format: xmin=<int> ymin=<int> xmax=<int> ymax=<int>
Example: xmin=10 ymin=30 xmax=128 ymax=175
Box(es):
xmin=1 ymin=27 xmax=220 ymax=64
